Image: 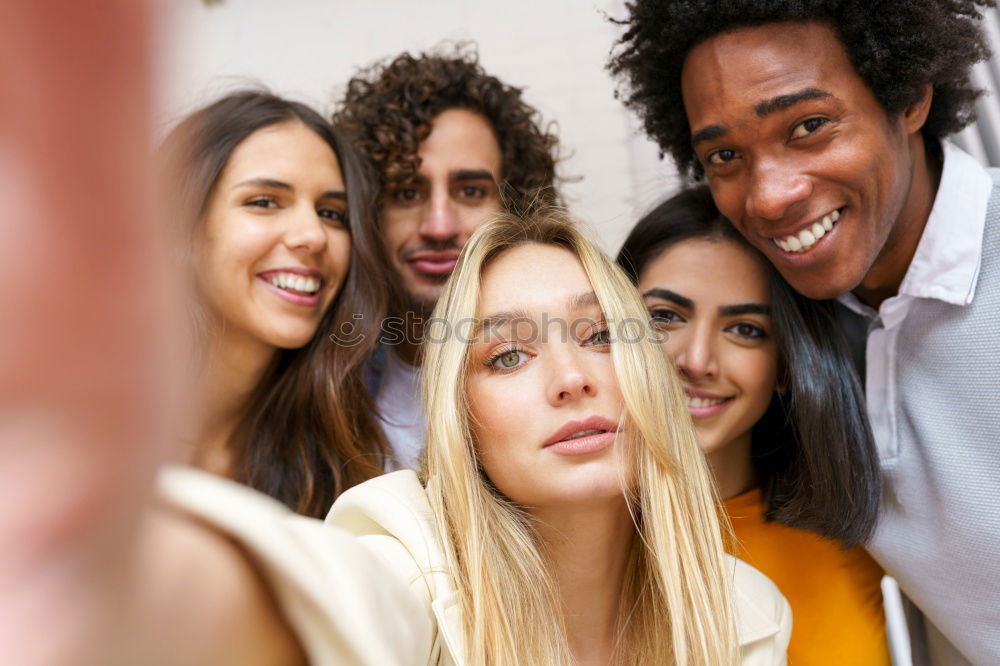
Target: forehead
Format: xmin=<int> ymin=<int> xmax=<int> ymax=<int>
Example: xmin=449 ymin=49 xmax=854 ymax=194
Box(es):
xmin=220 ymin=121 xmax=343 ymax=185
xmin=681 ymin=20 xmax=865 ymax=130
xmin=641 ymin=239 xmax=770 ymax=303
xmin=478 ymin=243 xmax=592 ymax=315
xmin=418 ymin=108 xmax=502 ymax=176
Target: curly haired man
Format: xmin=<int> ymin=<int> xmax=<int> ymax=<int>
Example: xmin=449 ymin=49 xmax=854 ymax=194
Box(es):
xmin=611 ymin=2 xmax=999 ymax=664
xmin=334 ymin=47 xmax=560 ymax=471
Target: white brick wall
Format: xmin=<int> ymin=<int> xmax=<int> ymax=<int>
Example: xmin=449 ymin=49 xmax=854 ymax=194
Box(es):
xmin=154 ymin=0 xmax=683 ymax=254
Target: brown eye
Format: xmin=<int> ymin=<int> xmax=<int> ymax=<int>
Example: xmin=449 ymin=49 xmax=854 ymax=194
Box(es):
xmin=648 ymin=308 xmax=684 ymax=325
xmin=791 ymin=117 xmax=828 ymax=139
xmin=707 ymin=149 xmax=737 ymax=165
xmin=727 ymin=322 xmax=767 ymax=339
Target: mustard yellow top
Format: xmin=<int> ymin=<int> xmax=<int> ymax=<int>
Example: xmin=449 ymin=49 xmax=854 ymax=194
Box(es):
xmin=723 ymin=487 xmax=890 ymax=666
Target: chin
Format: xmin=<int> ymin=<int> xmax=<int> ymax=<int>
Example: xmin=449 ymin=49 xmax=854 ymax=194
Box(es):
xmin=777 ymin=269 xmax=858 ymax=300
xmin=265 ymin=326 xmax=321 ymax=351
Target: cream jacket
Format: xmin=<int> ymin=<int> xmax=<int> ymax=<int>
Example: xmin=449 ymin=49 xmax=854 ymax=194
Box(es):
xmin=159 ymin=467 xmax=792 ymax=665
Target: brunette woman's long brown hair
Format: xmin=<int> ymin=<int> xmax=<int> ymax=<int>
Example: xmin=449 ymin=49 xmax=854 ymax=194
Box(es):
xmin=161 ymin=90 xmax=390 ymax=516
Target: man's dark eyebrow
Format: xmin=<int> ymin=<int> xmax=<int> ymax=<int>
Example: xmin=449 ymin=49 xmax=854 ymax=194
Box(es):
xmin=232 ymin=177 xmax=292 ymax=191
xmin=691 ymin=124 xmax=727 ymax=147
xmin=642 ymin=288 xmax=694 ymax=310
xmin=720 ymin=303 xmax=770 ymax=317
xmin=386 ymin=174 xmax=428 ymax=189
xmin=451 ymin=169 xmax=496 ymax=182
xmin=755 ymin=87 xmax=831 ymax=117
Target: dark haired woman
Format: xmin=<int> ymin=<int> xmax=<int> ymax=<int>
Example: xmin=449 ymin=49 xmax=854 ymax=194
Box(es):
xmin=161 ymin=90 xmax=389 ymax=516
xmin=617 ymin=186 xmax=888 ymax=665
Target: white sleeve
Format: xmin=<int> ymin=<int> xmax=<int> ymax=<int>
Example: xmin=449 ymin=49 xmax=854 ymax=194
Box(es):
xmin=157 ymin=466 xmax=435 ymax=666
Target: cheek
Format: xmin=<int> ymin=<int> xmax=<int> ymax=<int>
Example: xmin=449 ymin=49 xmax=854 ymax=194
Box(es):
xmin=202 ymin=216 xmax=274 ymax=277
xmin=708 ymin=179 xmax=748 ymax=228
xmin=326 ymin=231 xmax=351 ymax=282
xmin=467 ymin=377 xmax=534 ymax=492
xmin=381 ymin=211 xmax=416 ymax=254
xmin=737 ymin=349 xmax=779 ymax=413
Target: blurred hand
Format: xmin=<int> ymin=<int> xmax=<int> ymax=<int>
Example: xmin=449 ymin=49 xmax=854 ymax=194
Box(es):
xmin=0 ymin=2 xmax=181 ymax=664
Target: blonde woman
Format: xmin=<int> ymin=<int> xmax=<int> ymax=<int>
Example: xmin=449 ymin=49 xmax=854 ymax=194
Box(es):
xmin=142 ymin=209 xmax=791 ymax=665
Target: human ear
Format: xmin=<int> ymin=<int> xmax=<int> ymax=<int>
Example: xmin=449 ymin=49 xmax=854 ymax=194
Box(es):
xmin=903 ymin=84 xmax=934 ymax=134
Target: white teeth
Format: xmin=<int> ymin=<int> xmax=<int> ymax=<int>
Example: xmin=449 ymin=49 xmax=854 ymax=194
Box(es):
xmin=686 ymin=396 xmax=726 ymax=409
xmin=268 ymin=272 xmax=320 ymax=294
xmin=772 ymin=209 xmax=841 ymax=254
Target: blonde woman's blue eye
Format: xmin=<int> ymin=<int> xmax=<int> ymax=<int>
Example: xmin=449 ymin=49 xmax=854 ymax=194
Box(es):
xmin=488 ymin=349 xmax=528 ymax=371
xmin=585 ymin=328 xmax=611 ymax=346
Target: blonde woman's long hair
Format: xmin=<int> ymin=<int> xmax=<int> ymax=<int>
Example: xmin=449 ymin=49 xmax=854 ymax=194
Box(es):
xmin=421 ymin=209 xmax=739 ymax=665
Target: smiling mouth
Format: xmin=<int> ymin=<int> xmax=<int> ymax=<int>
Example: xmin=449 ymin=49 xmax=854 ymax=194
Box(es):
xmin=772 ymin=207 xmax=843 ymax=254
xmin=264 ymin=271 xmax=322 ymax=296
xmin=685 ymin=395 xmax=729 ymax=409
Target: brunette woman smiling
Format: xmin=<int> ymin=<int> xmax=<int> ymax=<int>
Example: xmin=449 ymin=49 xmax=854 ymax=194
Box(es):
xmin=161 ymin=91 xmax=389 ymax=515
xmin=618 ymin=187 xmax=887 ymax=665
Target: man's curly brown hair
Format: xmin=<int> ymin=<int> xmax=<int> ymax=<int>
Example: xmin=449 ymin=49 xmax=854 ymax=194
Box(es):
xmin=333 ymin=46 xmax=560 ymax=212
xmin=608 ymin=0 xmax=995 ymax=179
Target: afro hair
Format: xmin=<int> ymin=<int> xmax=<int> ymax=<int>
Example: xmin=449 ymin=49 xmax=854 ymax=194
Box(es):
xmin=609 ymin=0 xmax=995 ymax=178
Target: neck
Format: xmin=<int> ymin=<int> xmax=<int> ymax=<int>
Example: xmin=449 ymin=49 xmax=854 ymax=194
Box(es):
xmin=706 ymin=433 xmax=756 ymax=500
xmin=393 ymin=304 xmax=431 ymax=366
xmin=189 ymin=321 xmax=276 ymax=477
xmin=853 ymin=134 xmax=943 ymax=308
xmin=533 ymin=497 xmax=633 ymax=665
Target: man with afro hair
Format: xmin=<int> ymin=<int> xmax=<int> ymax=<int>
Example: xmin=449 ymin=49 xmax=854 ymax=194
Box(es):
xmin=611 ymin=2 xmax=1000 ymax=664
xmin=333 ymin=46 xmax=560 ymax=472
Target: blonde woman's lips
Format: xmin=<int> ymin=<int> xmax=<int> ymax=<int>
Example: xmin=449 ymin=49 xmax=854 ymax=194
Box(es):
xmin=544 ymin=416 xmax=619 ymax=456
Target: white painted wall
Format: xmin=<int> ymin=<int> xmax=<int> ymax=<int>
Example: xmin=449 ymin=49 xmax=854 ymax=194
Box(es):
xmin=153 ymin=0 xmax=681 ymax=255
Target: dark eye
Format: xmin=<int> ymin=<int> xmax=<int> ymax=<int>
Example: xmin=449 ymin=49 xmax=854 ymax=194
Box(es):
xmin=245 ymin=196 xmax=277 ymax=209
xmin=707 ymin=149 xmax=738 ymax=166
xmin=791 ymin=117 xmax=829 ymax=139
xmin=391 ymin=187 xmax=421 ymax=204
xmin=649 ymin=308 xmax=684 ymax=325
xmin=459 ymin=185 xmax=485 ymax=198
xmin=318 ymin=207 xmax=347 ymax=227
xmin=727 ymin=322 xmax=767 ymax=339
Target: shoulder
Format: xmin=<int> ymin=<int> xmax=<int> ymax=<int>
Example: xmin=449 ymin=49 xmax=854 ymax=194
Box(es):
xmin=728 ymin=555 xmax=793 ymax=665
xmin=157 ymin=466 xmax=435 ymax=666
xmin=327 ymin=471 xmax=445 ymax=578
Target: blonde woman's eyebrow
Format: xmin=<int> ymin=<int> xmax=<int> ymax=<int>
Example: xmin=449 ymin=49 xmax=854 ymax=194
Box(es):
xmin=568 ymin=291 xmax=599 ymax=311
xmin=475 ymin=309 xmax=531 ymax=338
